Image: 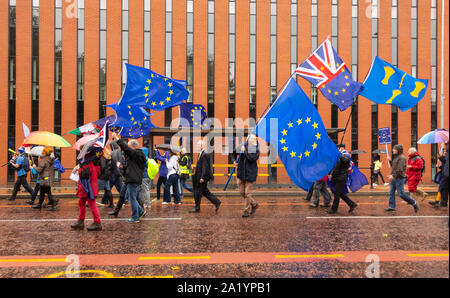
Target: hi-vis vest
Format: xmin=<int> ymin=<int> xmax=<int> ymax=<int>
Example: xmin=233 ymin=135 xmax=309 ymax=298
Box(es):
xmin=180 ymin=155 xmax=190 ymax=175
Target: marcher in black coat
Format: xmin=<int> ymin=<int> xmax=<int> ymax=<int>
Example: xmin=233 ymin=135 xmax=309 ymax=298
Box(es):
xmin=189 ymin=140 xmax=221 ymax=213
xmin=231 ymin=134 xmax=260 ymax=217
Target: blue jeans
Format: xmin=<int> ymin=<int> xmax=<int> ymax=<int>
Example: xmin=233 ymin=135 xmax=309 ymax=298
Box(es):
xmin=179 ymin=177 xmax=193 ymax=197
xmin=125 ymin=183 xmax=143 ymax=220
xmin=164 ymin=174 xmax=181 ymax=204
xmin=389 ymin=178 xmax=417 ymax=209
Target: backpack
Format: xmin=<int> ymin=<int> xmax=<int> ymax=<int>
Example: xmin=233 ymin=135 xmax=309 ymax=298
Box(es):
xmin=413 ymin=155 xmax=426 ymax=174
xmin=147 ymin=158 xmax=159 ymax=180
xmin=22 ymin=155 xmax=31 ymax=172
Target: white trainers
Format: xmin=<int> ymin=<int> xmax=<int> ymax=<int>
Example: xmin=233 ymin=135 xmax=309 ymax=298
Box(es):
xmin=162 ymin=202 xmax=169 ymax=205
xmin=384 ymin=183 xmax=390 ymax=186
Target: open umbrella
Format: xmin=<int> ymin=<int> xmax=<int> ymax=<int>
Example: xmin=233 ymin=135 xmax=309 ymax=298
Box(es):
xmin=23 ymin=131 xmax=71 ymax=148
xmin=73 ymin=133 xmax=99 ymax=151
xmin=350 ymin=150 xmax=367 ymax=155
xmin=372 ymin=149 xmax=388 ymax=154
xmin=30 ymin=146 xmax=45 ymax=157
xmin=156 ymin=144 xmax=181 ymax=154
xmin=418 ymin=129 xmax=449 ymax=144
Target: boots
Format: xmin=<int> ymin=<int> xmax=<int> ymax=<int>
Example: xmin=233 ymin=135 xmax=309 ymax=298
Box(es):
xmin=31 ymin=204 xmax=42 ymax=209
xmin=106 ymin=190 xmax=115 ymax=209
xmin=87 ymin=222 xmax=102 ymax=231
xmin=416 ymin=188 xmax=428 ymax=201
xmin=71 ymin=220 xmax=85 ymax=230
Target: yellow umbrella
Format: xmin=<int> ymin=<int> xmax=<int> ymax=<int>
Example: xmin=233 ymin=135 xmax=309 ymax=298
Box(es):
xmin=23 ymin=131 xmax=71 ymax=148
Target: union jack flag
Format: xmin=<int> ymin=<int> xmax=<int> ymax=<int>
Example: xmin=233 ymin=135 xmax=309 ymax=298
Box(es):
xmin=93 ymin=121 xmax=109 ymax=149
xmin=295 ymin=39 xmax=362 ymax=111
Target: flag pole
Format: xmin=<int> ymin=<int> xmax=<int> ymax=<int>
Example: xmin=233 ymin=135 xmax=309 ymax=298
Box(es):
xmin=339 ymin=111 xmax=352 ymax=145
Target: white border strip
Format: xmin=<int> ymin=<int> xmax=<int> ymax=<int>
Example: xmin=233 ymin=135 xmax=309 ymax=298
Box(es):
xmin=0 ymin=218 xmax=182 ymax=223
xmin=307 ymin=216 xmax=449 ymax=220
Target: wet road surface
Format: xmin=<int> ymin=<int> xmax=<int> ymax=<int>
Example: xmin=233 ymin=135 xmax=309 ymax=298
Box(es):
xmin=0 ymin=195 xmax=448 ymax=278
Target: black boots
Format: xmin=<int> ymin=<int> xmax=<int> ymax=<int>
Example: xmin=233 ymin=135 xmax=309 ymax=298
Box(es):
xmin=87 ymin=222 xmax=102 ymax=231
xmin=71 ymin=221 xmax=102 ymax=231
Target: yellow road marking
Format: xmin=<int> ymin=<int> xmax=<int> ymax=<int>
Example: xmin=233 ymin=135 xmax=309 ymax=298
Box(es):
xmin=407 ymin=254 xmax=449 ymax=258
xmin=275 ymin=254 xmax=345 ymax=259
xmin=0 ymin=258 xmax=67 ymax=263
xmin=139 ymin=256 xmax=211 ymax=260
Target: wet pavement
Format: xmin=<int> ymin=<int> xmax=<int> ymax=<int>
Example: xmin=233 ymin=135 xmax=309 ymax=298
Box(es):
xmin=0 ymin=194 xmax=448 ymax=278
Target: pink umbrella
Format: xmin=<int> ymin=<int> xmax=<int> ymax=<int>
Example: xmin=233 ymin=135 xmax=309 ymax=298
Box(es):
xmin=72 ymin=133 xmax=99 ymax=151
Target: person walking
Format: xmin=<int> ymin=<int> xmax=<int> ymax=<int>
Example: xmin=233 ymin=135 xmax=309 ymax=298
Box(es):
xmin=8 ymin=147 xmax=34 ymax=201
xmin=430 ymin=143 xmax=448 ymax=207
xmin=310 ymin=175 xmax=332 ymax=208
xmin=406 ymin=147 xmax=428 ymax=201
xmin=163 ymin=147 xmax=182 ymax=205
xmin=153 ymin=147 xmax=169 ymax=203
xmin=101 ymin=141 xmax=123 ymax=206
xmin=31 ymin=147 xmax=57 ymax=211
xmin=98 ymin=148 xmax=114 ymax=208
xmin=371 ymin=154 xmax=388 ymax=187
xmin=327 ymin=145 xmax=358 ymax=214
xmin=179 ymin=148 xmax=193 ymax=198
xmin=385 ymin=144 xmax=419 ymax=213
xmin=25 ymin=159 xmax=40 ymax=205
xmin=232 ymin=134 xmax=260 ymax=218
xmin=189 ymin=140 xmax=221 ymax=214
xmin=112 ymin=133 xmax=147 ymax=223
xmin=139 ymin=147 xmax=151 ymax=208
xmin=70 ymin=158 xmax=103 ymax=231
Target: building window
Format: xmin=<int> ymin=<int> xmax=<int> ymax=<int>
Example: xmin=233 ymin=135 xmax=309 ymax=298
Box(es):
xmin=228 ymin=0 xmax=235 ymax=118
xmin=331 ymin=0 xmax=338 ymax=142
xmin=410 ymin=0 xmax=418 ymax=147
xmin=311 ymin=0 xmax=318 ymax=107
xmin=290 ymin=0 xmax=297 ymax=75
xmin=8 ymin=0 xmax=16 ymax=182
xmin=371 ymin=0 xmax=379 ymax=153
xmin=54 ymin=0 xmax=62 ymax=136
xmin=165 ymin=0 xmax=173 ymax=126
xmin=99 ymin=0 xmax=107 ymax=118
xmin=32 ymin=0 xmax=39 ymax=132
xmin=351 ymin=0 xmax=358 ymax=162
xmin=186 ymin=0 xmax=194 ymax=103
xmin=144 ymin=0 xmax=151 ymax=69
xmin=122 ymin=0 xmax=129 ymax=94
xmin=391 ymin=0 xmax=398 ymax=146
xmin=430 ymin=0 xmax=438 ymax=172
xmin=77 ymin=0 xmax=85 ymax=129
xmin=207 ymin=0 xmax=215 ymax=118
xmin=250 ymin=0 xmax=257 ymax=118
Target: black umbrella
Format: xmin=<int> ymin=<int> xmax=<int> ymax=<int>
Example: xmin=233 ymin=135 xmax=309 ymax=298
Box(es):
xmin=372 ymin=149 xmax=388 ymax=154
xmin=350 ymin=150 xmax=367 ymax=155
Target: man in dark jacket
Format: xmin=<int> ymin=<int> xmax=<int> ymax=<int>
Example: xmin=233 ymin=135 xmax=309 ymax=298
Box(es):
xmin=386 ymin=144 xmax=419 ymax=213
xmin=437 ymin=142 xmax=449 ymax=208
xmin=102 ymin=141 xmax=123 ymax=205
xmin=232 ymin=134 xmax=260 ymax=217
xmin=327 ymin=145 xmax=358 ymax=214
xmin=111 ymin=133 xmax=147 ymax=222
xmin=189 ymin=140 xmax=221 ymax=213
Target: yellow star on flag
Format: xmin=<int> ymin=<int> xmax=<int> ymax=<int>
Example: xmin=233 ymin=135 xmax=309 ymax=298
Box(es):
xmin=290 ymin=151 xmax=296 ymax=158
xmin=152 ymin=102 xmax=157 ymax=106
xmin=168 ymin=83 xmax=173 ymax=87
xmin=282 ymin=146 xmax=288 ymax=152
xmin=144 ymin=86 xmax=149 ymax=91
xmin=160 ymin=101 xmax=165 ymax=106
xmin=312 ymin=143 xmax=318 ymax=150
xmin=315 ymin=132 xmax=322 ymax=140
xmin=280 ymin=138 xmax=286 ymax=144
xmin=166 ymin=97 xmax=171 ymax=102
xmin=281 ymin=129 xmax=288 ymax=136
xmin=169 ymin=90 xmax=174 ymax=95
xmin=305 ymin=117 xmax=311 ymax=124
xmin=312 ymin=122 xmax=319 ymax=129
xmin=147 ymin=79 xmax=151 ymax=84
xmin=304 ymin=150 xmax=311 ymax=157
xmin=297 ymin=119 xmax=303 ymax=125
xmin=288 ymin=122 xmax=293 ymax=128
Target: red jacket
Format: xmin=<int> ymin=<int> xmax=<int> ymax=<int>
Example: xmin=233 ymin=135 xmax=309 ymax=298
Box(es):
xmin=406 ymin=152 xmax=423 ymax=181
xmin=76 ymin=162 xmax=101 ymax=198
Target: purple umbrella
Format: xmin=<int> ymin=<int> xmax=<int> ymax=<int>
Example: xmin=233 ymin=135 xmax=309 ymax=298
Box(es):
xmin=418 ymin=129 xmax=449 ymax=144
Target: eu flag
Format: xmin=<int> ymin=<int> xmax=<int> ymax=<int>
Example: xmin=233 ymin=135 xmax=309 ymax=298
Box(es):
xmin=119 ymin=64 xmax=189 ymax=111
xmin=112 ymin=125 xmax=154 ymax=139
xmin=107 ymin=102 xmax=153 ymax=128
xmin=179 ymin=103 xmax=210 ymax=128
xmin=254 ymin=78 xmax=341 ymax=191
xmin=361 ymin=56 xmax=428 ymax=112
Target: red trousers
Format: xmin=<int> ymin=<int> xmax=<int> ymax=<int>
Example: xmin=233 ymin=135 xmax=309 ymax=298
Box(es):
xmin=78 ymin=197 xmax=101 ymax=223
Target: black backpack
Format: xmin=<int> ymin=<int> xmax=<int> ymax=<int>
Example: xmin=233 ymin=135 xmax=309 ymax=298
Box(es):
xmin=413 ymin=155 xmax=425 ymax=174
xmin=22 ymin=155 xmax=31 ymax=172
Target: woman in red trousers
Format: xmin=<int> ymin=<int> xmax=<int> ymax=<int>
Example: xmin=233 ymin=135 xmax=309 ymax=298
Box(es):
xmin=71 ymin=158 xmax=102 ymax=231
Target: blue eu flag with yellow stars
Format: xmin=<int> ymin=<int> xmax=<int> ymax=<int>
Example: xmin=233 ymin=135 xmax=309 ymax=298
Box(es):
xmin=179 ymin=103 xmax=210 ymax=129
xmin=360 ymin=56 xmax=428 ymax=112
xmin=106 ymin=102 xmax=153 ymax=129
xmin=254 ymin=78 xmax=341 ymax=191
xmin=119 ymin=64 xmax=189 ymax=111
